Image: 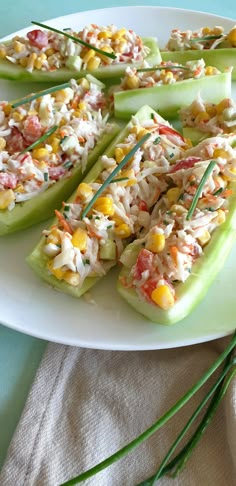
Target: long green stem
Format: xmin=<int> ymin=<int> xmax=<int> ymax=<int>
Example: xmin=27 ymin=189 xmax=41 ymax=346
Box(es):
xmin=137 ymin=65 xmax=190 ymax=73
xmin=11 ymin=82 xmax=71 ymax=109
xmin=173 ymin=359 xmax=236 ymax=478
xmin=60 ymin=331 xmax=236 ymax=486
xmin=81 ymin=133 xmax=151 ymax=219
xmin=31 ymin=21 xmax=116 ymax=59
xmin=136 ymin=352 xmax=235 ymax=486
xmin=187 ymin=160 xmax=217 ymax=220
xmin=20 ymin=125 xmax=58 ymax=154
xmin=149 ymin=358 xmax=236 ymax=484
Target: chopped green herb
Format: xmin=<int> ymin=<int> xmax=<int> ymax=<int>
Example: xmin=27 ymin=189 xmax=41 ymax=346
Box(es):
xmin=84 ymin=259 xmax=90 ymax=265
xmin=169 ymin=153 xmax=174 ymax=159
xmin=107 ymin=225 xmax=113 ymax=229
xmin=153 ymin=137 xmax=161 ymax=145
xmin=44 ymin=172 xmax=49 ymax=182
xmin=64 ymin=205 xmax=70 ymax=212
xmin=187 ymin=160 xmax=217 ymax=220
xmin=63 ymin=160 xmax=73 ymax=169
xmin=60 ymin=136 xmax=68 ymax=144
xmin=163 ymin=220 xmax=169 ymax=225
xmin=190 ymin=34 xmax=224 ymax=43
xmin=56 ymin=244 xmax=61 ymax=248
xmin=206 ymin=207 xmax=216 ymax=212
xmin=31 ymin=20 xmax=117 ymax=60
xmin=20 ymin=125 xmax=58 ymax=155
xmin=150 ymin=113 xmax=155 ymax=120
xmin=95 ymin=216 xmax=100 ymax=220
xmin=178 ymin=193 xmax=184 ymax=201
xmin=213 ymin=187 xmax=223 ymax=196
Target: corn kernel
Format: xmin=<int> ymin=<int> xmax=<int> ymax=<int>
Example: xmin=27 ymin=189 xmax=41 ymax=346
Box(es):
xmin=3 ymin=103 xmax=11 ymax=115
xmin=228 ymin=27 xmax=236 ymax=47
xmin=13 ymin=40 xmax=25 ymax=53
xmin=204 ymin=66 xmax=214 ymax=76
xmin=146 ymin=233 xmax=165 ymax=253
xmin=165 ymin=71 xmax=174 ymax=82
xmin=216 ymin=98 xmax=230 ymax=115
xmin=71 ymin=227 xmax=88 ymax=251
xmin=15 ymin=184 xmax=25 ymax=193
xmin=97 ymin=46 xmax=114 ymax=64
xmin=78 ymin=101 xmax=86 ymax=111
xmin=79 ymin=78 xmax=90 ymax=90
xmin=63 ymin=270 xmax=80 ymax=286
xmin=53 ymin=89 xmax=72 ymax=103
xmin=202 ymin=26 xmax=211 ymax=35
xmin=114 ymin=147 xmax=125 ymax=163
xmin=113 ymin=28 xmax=127 ymax=40
xmin=206 ymin=104 xmax=217 ymax=117
xmin=213 ymin=209 xmax=226 ymax=225
xmin=45 ymin=47 xmax=55 ymax=56
xmin=151 ymin=285 xmax=175 ymax=310
xmin=113 ymin=214 xmax=124 ymax=226
xmin=35 ymin=53 xmax=47 ymax=70
xmin=97 ymin=30 xmax=112 ymax=39
xmin=114 ymin=39 xmax=126 ymax=53
xmin=125 ymin=75 xmax=140 ymax=90
xmin=0 ymin=189 xmax=15 ymax=210
xmin=19 ymin=57 xmax=28 ymax=68
xmin=136 ymin=128 xmax=148 ymax=141
xmin=197 ymin=230 xmax=211 ymax=246
xmin=32 ymin=148 xmax=49 ymax=160
xmin=47 ymin=229 xmax=61 ymax=245
xmin=12 ymin=111 xmax=24 ymax=122
xmin=76 ymin=182 xmax=93 ymax=201
xmin=195 ymin=111 xmax=210 ymax=123
xmin=50 ymin=137 xmax=60 ymax=153
xmin=47 ymin=260 xmax=65 ymax=280
xmin=27 ymin=52 xmax=37 ymax=70
xmin=170 ymin=204 xmax=187 ymax=215
xmin=93 ymin=196 xmax=114 ymax=216
xmin=87 ymin=56 xmax=101 ymax=70
xmin=0 ymin=47 xmax=6 ymax=59
xmin=166 ymin=187 xmax=181 ymax=204
xmin=119 ymin=168 xmax=136 ymax=186
xmin=83 ymin=49 xmax=95 ymax=64
xmin=213 ymin=148 xmax=231 ymax=160
xmin=0 ymin=137 xmax=6 ymax=151
xmin=114 ymin=223 xmax=131 ymax=238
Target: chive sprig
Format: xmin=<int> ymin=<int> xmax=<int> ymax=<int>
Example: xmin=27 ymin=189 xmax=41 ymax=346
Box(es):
xmin=20 ymin=125 xmax=58 ymax=154
xmin=81 ymin=132 xmax=151 ymax=219
xmin=31 ymin=21 xmax=116 ymax=60
xmin=12 ymin=82 xmax=71 ymax=109
xmin=186 ymin=160 xmax=217 ymax=220
xmin=137 ymin=65 xmax=190 ymax=72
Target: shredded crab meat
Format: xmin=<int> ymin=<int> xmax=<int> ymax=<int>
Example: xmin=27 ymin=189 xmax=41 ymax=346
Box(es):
xmin=0 ymin=24 xmax=148 ymax=73
xmin=119 ymin=134 xmax=236 ymax=308
xmin=0 ymin=78 xmax=109 ymax=210
xmin=180 ymin=94 xmax=236 ymax=136
xmin=43 ymin=116 xmax=189 ymax=287
xmin=164 ymin=25 xmax=236 ymax=51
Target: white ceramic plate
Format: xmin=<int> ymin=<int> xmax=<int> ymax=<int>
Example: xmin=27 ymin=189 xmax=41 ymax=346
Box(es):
xmin=0 ymin=7 xmax=236 ymax=350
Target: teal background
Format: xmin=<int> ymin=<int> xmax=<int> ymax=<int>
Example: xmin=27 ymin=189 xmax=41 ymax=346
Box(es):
xmin=0 ymin=0 xmax=235 ymax=471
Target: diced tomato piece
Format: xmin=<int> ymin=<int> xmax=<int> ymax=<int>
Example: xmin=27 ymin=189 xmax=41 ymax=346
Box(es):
xmin=23 ymin=115 xmax=42 ymax=144
xmin=133 ymin=248 xmax=154 ymax=280
xmin=0 ymin=172 xmax=18 ymax=189
xmin=7 ymin=127 xmax=27 ymax=153
xmin=158 ymin=124 xmax=185 ymax=142
xmin=48 ymin=166 xmax=65 ymax=180
xmin=138 ymin=200 xmax=148 ymax=212
xmin=27 ymin=29 xmax=48 ymax=48
xmin=169 ymin=157 xmax=202 ymax=173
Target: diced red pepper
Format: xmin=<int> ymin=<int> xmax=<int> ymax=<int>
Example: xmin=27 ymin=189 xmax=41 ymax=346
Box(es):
xmin=138 ymin=200 xmax=148 ymax=212
xmin=169 ymin=157 xmax=202 ymax=173
xmin=27 ymin=29 xmax=48 ymax=48
xmin=0 ymin=172 xmax=18 ymax=189
xmin=133 ymin=248 xmax=154 ymax=280
xmin=158 ymin=124 xmax=185 ymax=143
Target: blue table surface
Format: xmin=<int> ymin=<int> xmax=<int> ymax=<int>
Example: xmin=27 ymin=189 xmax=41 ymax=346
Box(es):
xmin=0 ymin=0 xmax=235 ymax=471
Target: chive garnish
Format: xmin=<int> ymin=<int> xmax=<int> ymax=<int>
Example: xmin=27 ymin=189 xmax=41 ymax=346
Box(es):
xmin=153 ymin=136 xmax=161 ymax=145
xmin=20 ymin=125 xmax=58 ymax=154
xmin=186 ymin=160 xmax=217 ymax=220
xmin=31 ymin=21 xmax=116 ymax=60
xmin=44 ymin=173 xmax=49 ymax=182
xmin=190 ymin=34 xmax=223 ymax=42
xmin=60 ymin=332 xmax=236 ymax=485
xmin=109 ymin=177 xmax=129 ymax=183
xmin=137 ymin=65 xmax=190 ymax=72
xmin=81 ymin=133 xmax=151 ymax=219
xmin=63 ymin=160 xmax=73 ymax=169
xmin=64 ymin=205 xmax=70 ymax=211
xmin=12 ymin=82 xmax=70 ymax=109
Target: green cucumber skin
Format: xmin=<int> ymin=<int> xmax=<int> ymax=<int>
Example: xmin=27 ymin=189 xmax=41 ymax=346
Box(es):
xmin=114 ymin=72 xmax=231 ymax=120
xmin=0 ymin=38 xmax=161 ymax=82
xmin=0 ymin=127 xmax=119 ymax=236
xmin=161 ymin=48 xmax=236 ymax=80
xmin=117 ymin=182 xmax=236 ymax=325
xmin=182 ymin=127 xmax=211 ymax=144
xmin=27 ymin=105 xmax=167 ymax=298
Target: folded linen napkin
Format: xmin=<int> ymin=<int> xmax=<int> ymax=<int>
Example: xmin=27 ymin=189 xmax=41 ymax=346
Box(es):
xmin=0 ymin=336 xmax=235 ymax=486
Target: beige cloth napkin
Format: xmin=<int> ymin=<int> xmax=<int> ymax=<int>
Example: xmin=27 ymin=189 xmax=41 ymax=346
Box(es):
xmin=0 ymin=336 xmax=235 ymax=486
